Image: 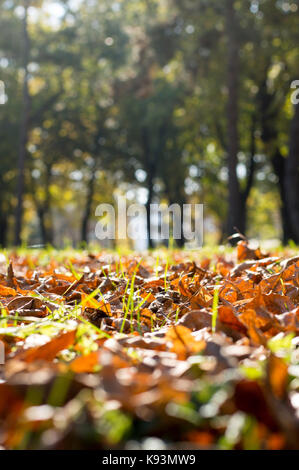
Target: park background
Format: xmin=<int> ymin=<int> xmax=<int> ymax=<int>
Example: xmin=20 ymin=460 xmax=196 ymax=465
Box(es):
xmin=0 ymin=0 xmax=299 ymax=249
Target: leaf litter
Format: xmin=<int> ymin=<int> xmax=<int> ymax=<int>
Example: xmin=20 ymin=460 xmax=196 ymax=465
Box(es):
xmin=0 ymin=240 xmax=299 ymax=449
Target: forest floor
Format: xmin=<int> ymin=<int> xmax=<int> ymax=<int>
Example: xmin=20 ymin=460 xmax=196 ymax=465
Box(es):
xmin=0 ymin=241 xmax=299 ymax=450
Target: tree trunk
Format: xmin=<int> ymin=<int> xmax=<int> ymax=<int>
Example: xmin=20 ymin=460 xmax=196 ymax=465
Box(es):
xmin=285 ymin=104 xmax=299 ymax=243
xmin=272 ymin=149 xmax=296 ymax=244
xmin=33 ymin=163 xmax=53 ymax=246
xmin=37 ymin=206 xmax=47 ymax=246
xmin=258 ymin=73 xmax=294 ymax=244
xmin=0 ymin=208 xmax=8 ymax=248
xmin=36 ymin=202 xmax=54 ymax=246
xmin=44 ymin=163 xmax=53 ymax=245
xmin=169 ymin=193 xmax=186 ymax=248
xmin=81 ymin=163 xmax=96 ymax=244
xmin=146 ymin=172 xmax=154 ymax=249
xmin=225 ymin=0 xmax=244 ymax=237
xmin=238 ymin=115 xmax=257 ymax=236
xmin=142 ymin=128 xmax=155 ymax=249
xmin=14 ymin=0 xmax=30 ymax=246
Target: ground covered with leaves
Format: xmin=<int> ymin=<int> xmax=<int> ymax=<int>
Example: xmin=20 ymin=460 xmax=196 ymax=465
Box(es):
xmin=1 ymin=241 xmax=299 ymax=450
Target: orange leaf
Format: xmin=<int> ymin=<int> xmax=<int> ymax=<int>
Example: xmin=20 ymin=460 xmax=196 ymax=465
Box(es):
xmin=16 ymin=330 xmax=76 ymax=363
xmin=70 ymin=351 xmax=99 ymax=373
xmin=81 ymin=293 xmax=111 ymax=314
xmin=0 ymin=285 xmax=17 ymax=297
xmin=267 ymin=354 xmax=288 ymax=399
xmin=166 ymin=325 xmax=205 ymax=359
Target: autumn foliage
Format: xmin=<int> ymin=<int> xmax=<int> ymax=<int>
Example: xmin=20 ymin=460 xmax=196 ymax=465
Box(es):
xmin=1 ymin=241 xmax=299 ymax=449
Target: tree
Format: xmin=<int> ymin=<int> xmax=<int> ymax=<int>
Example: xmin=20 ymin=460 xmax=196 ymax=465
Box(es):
xmin=0 ymin=1 xmax=24 ymax=246
xmin=285 ymin=103 xmax=299 ymax=242
xmin=225 ymin=0 xmax=243 ymax=236
xmin=14 ymin=0 xmax=31 ymax=245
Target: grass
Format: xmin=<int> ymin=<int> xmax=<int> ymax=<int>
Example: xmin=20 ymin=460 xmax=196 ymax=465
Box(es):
xmin=211 ymin=285 xmax=220 ymax=333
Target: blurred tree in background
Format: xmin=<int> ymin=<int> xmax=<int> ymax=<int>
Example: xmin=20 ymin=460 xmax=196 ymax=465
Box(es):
xmin=0 ymin=0 xmax=298 ymax=248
